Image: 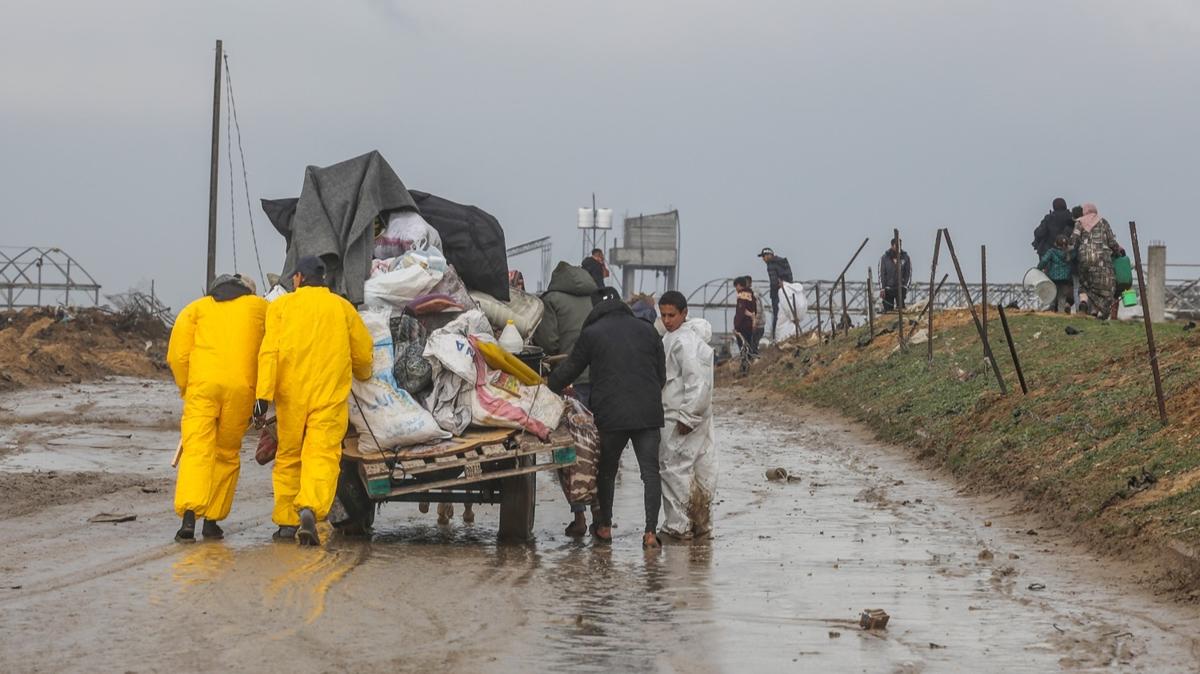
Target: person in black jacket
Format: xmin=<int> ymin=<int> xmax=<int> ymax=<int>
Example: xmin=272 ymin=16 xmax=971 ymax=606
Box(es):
xmin=757 ymin=247 xmax=793 ymax=341
xmin=548 ymin=287 xmax=667 ymax=549
xmin=580 ymin=249 xmax=609 ymax=289
xmin=878 ymin=238 xmax=913 ymax=312
xmin=1032 ymin=198 xmax=1076 ymax=259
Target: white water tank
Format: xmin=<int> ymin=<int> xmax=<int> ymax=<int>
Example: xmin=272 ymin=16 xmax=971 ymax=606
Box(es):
xmin=595 ymin=208 xmax=613 ymax=230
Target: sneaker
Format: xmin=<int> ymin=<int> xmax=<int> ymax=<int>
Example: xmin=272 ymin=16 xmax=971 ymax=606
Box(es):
xmin=272 ymin=526 xmax=297 ymax=541
xmin=297 ymin=508 xmax=319 ymax=546
xmin=201 ymin=519 xmax=224 ymax=540
xmin=174 ymin=510 xmax=196 ymax=543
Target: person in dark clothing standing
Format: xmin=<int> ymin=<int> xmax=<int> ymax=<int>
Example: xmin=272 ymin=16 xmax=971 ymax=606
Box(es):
xmin=733 ymin=276 xmax=759 ymax=362
xmin=548 ymin=287 xmax=667 ymax=549
xmin=757 ymin=247 xmax=793 ymax=341
xmin=580 ymin=249 xmax=609 ymax=289
xmin=878 ymin=238 xmax=912 ymax=312
xmin=1032 ymin=198 xmax=1076 ymax=258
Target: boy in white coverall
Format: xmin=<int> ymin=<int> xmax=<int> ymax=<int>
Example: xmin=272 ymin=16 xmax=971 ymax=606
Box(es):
xmin=656 ymin=291 xmax=717 ymax=539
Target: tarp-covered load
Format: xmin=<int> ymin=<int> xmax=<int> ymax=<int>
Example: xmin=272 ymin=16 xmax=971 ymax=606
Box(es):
xmin=262 ymin=151 xmax=417 ymax=305
xmin=263 ymin=151 xmax=511 ymax=305
xmin=410 ymin=190 xmax=510 ymax=302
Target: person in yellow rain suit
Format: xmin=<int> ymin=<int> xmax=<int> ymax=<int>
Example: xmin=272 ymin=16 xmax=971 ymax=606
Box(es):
xmin=255 ymin=256 xmax=372 ymax=546
xmin=168 ymin=273 xmax=266 ymax=542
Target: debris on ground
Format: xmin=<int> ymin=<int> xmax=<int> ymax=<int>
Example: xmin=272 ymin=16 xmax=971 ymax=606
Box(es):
xmin=765 ymin=467 xmax=802 ymax=482
xmin=1065 ymin=326 xmax=1081 ymax=335
xmin=88 ymin=512 xmax=137 ymax=523
xmin=860 ymin=609 xmax=890 ymax=630
xmin=828 ymin=631 xmax=841 ymax=638
xmin=1027 ymin=583 xmax=1046 ymax=591
xmin=978 ymin=549 xmax=994 ymax=561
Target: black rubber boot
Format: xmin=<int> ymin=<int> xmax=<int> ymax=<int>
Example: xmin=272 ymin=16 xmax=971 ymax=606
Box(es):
xmin=201 ymin=519 xmax=224 ymax=540
xmin=272 ymin=526 xmax=297 ymax=541
xmin=175 ymin=510 xmax=196 ymax=543
xmin=297 ymin=508 xmax=319 ymax=547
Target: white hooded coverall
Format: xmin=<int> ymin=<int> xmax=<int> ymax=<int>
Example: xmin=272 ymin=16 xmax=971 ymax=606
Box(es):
xmin=660 ymin=318 xmax=717 ymax=537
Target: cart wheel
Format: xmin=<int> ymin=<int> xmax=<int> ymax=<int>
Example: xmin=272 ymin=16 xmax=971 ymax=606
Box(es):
xmin=332 ymin=459 xmax=375 ymax=536
xmin=498 ymin=457 xmax=536 ymax=543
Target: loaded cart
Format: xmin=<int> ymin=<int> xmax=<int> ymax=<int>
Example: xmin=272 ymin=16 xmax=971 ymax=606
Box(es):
xmin=330 ymin=427 xmax=576 ymax=542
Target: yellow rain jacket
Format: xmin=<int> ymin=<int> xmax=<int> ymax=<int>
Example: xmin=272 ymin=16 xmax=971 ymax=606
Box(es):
xmin=256 ymin=286 xmax=373 ymax=526
xmin=168 ymin=294 xmax=267 ymax=520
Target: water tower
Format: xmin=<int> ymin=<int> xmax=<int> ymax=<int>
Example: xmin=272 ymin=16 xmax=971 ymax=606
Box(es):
xmin=610 ymin=210 xmax=680 ymax=298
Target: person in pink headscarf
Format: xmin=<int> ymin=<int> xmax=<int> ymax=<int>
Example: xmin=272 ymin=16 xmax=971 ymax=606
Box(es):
xmin=1069 ymin=203 xmax=1125 ymax=318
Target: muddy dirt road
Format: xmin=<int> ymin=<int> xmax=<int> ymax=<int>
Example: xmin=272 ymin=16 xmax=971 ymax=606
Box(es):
xmin=1 ymin=379 xmax=1197 ymax=673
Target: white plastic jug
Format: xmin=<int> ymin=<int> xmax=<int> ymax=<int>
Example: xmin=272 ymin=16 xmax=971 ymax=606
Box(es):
xmin=1022 ymin=268 xmax=1057 ymax=308
xmin=499 ymin=320 xmax=524 ymax=354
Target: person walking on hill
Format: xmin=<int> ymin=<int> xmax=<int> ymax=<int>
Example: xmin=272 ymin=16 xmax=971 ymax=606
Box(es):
xmin=255 ymin=256 xmax=373 ymax=546
xmin=533 ymin=261 xmax=601 ymax=536
xmin=757 ymin=247 xmax=793 ymax=341
xmin=168 ymin=273 xmax=266 ymax=542
xmin=657 ymin=292 xmax=717 ymax=540
xmin=1032 ymin=198 xmax=1076 ymax=259
xmin=581 ymin=248 xmax=609 ymax=289
xmin=548 ymin=287 xmax=667 ymax=550
xmin=1070 ymin=203 xmax=1124 ymax=319
xmin=1038 ymin=234 xmax=1075 ymax=313
xmin=878 ymin=238 xmax=912 ymax=312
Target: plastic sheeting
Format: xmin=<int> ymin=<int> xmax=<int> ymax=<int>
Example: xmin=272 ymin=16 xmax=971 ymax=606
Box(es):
xmin=773 ymin=282 xmax=809 ymax=342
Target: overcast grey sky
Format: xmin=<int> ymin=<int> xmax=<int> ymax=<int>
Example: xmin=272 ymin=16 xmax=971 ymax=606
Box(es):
xmin=3 ymin=0 xmax=1198 ymax=313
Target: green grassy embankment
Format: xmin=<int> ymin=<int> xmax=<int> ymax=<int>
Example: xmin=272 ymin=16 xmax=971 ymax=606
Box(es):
xmin=753 ymin=309 xmax=1200 ymax=589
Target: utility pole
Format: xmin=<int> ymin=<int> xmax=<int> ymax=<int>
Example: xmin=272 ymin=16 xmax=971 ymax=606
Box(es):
xmin=206 ymin=39 xmax=223 ymax=289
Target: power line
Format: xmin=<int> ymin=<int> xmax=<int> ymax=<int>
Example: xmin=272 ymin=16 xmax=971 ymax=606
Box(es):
xmin=223 ymin=52 xmax=267 ymax=291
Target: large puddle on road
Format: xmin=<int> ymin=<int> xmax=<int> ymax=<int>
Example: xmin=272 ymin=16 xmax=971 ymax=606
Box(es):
xmin=1 ymin=386 xmax=1197 ymax=672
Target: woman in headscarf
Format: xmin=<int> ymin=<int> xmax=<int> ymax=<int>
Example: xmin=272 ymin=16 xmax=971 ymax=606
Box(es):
xmin=1069 ymin=203 xmax=1124 ymax=318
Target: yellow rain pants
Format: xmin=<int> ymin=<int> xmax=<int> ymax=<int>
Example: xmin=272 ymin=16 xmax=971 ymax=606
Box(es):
xmin=256 ymin=286 xmax=372 ymax=526
xmin=168 ymin=294 xmax=267 ymax=520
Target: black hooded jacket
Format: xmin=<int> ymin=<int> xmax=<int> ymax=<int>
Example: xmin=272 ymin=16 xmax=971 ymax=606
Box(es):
xmin=1032 ymin=208 xmax=1076 ymax=257
xmin=547 ymin=298 xmax=666 ymax=432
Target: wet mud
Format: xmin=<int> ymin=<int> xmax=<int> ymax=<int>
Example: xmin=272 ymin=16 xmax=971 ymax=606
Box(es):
xmin=0 ymin=379 xmax=1197 ymax=672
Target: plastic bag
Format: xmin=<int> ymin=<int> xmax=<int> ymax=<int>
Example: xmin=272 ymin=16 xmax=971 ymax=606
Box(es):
xmin=557 ymin=398 xmax=598 ymax=507
xmin=364 ymin=264 xmax=444 ymax=311
xmin=469 ymin=345 xmax=563 ymax=440
xmin=357 ymin=307 xmax=396 ymax=383
xmin=392 ymin=315 xmax=432 ymax=395
xmin=374 ymin=210 xmax=443 ymax=259
xmin=349 ymin=306 xmax=448 ymax=449
xmin=774 ymin=282 xmax=808 ymax=342
xmin=421 ymin=310 xmax=491 ymax=435
xmin=349 ymin=378 xmax=449 ymax=451
xmin=429 ymin=265 xmax=476 ymax=310
xmin=469 ymin=287 xmax=545 ymax=338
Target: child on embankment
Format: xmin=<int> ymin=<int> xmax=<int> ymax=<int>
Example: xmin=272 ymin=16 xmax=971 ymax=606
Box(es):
xmin=1038 ymin=234 xmax=1074 ymax=313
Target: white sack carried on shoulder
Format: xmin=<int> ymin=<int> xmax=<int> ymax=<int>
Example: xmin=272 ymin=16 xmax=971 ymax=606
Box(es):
xmin=773 ymin=281 xmax=808 ymax=342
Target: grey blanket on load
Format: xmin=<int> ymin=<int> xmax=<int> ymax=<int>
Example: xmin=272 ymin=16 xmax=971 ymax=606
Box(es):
xmin=262 ymin=150 xmax=416 ymax=305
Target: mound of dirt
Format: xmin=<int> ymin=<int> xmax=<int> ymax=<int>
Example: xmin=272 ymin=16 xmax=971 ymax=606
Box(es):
xmin=0 ymin=307 xmax=170 ymax=391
